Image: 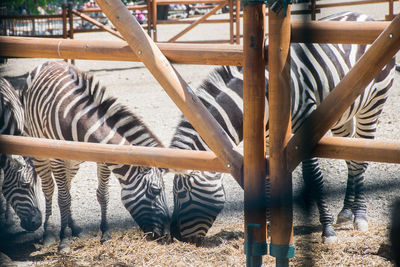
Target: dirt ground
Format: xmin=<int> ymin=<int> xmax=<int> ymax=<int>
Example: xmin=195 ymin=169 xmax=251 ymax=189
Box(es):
xmin=1 ymin=1 xmax=400 ymax=266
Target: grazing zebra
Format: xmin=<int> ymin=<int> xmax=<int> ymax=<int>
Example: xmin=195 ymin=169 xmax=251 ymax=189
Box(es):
xmin=0 ymin=77 xmax=42 ymax=232
xmin=21 ymin=61 xmax=170 ymax=251
xmin=170 ymin=12 xmax=396 ymax=243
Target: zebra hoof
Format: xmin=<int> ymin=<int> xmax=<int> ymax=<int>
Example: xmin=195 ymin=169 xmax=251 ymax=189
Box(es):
xmin=58 ymin=239 xmax=71 ymax=253
xmin=354 ymin=216 xmax=368 ymax=232
xmin=43 ymin=231 xmax=57 ymax=246
xmin=322 ymin=235 xmax=338 ymax=244
xmin=336 ymin=208 xmax=354 ymax=226
xmin=322 ymin=225 xmax=337 ymax=244
xmin=71 ymin=225 xmax=83 ymax=237
xmin=0 ymin=252 xmax=16 ymax=267
xmin=100 ymin=231 xmax=112 ymax=244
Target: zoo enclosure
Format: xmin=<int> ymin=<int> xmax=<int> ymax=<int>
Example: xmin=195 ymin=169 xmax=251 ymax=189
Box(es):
xmin=1 ymin=1 xmax=400 ymax=266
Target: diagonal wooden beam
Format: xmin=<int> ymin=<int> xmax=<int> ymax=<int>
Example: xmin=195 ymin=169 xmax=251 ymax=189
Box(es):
xmin=167 ymin=1 xmax=228 ymax=42
xmin=94 ymin=0 xmax=243 ymax=185
xmin=286 ymin=14 xmax=400 ymax=172
xmin=71 ymin=9 xmax=124 ymax=40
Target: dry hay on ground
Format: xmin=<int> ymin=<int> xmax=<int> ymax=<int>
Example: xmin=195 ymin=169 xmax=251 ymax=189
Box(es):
xmin=26 ymin=222 xmax=393 ymax=266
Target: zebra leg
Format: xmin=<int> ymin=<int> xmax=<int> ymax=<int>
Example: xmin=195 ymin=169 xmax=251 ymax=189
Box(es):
xmin=345 ymin=103 xmax=388 ymax=232
xmin=50 ymin=159 xmax=80 ymax=252
xmin=347 ymin=160 xmax=368 ymax=232
xmin=331 ymin=119 xmax=356 ymax=226
xmin=65 ymin=160 xmax=82 ymax=237
xmin=302 ymin=158 xmax=337 ymax=243
xmin=4 ymin=201 xmax=13 ymax=226
xmin=33 ymin=158 xmax=57 ymax=245
xmin=96 ymin=163 xmax=111 ymax=243
xmin=336 ymin=164 xmax=355 ymax=226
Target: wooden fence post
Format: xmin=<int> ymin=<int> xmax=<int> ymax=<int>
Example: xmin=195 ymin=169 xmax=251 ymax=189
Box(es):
xmin=268 ymin=4 xmax=294 ymax=267
xmin=68 ymin=3 xmax=75 ymax=64
xmin=152 ymin=0 xmax=158 ymax=41
xmin=243 ymin=2 xmax=267 ymax=266
xmin=229 ymin=0 xmax=234 ymax=43
xmin=62 ymin=4 xmax=68 ymax=62
xmin=147 ymin=0 xmax=153 ymax=37
xmin=68 ymin=3 xmax=74 ymax=39
xmin=31 ymin=18 xmax=36 ymax=35
xmin=310 ymin=0 xmax=316 ymax=20
xmin=386 ymin=0 xmax=394 ymax=20
xmin=236 ymin=0 xmax=241 ymax=44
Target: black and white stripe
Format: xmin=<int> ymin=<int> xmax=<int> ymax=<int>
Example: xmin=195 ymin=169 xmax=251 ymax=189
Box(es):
xmin=170 ymin=12 xmax=396 ymax=243
xmin=0 ymin=77 xmax=41 ymax=232
xmin=22 ymin=61 xmax=170 ymax=249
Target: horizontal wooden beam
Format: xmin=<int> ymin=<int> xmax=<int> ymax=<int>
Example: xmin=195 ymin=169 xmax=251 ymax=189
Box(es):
xmin=155 ymin=0 xmax=226 ymax=4
xmin=3 ymin=134 xmax=400 ymax=177
xmin=0 ymin=36 xmax=243 ymax=66
xmin=314 ymin=136 xmax=400 ymax=164
xmin=315 ymin=0 xmax=398 ymax=9
xmin=0 ymin=21 xmax=391 ymax=66
xmin=291 ymin=20 xmax=390 ymax=44
xmin=0 ymin=14 xmax=62 ymax=19
xmin=0 ymin=135 xmax=229 ymax=173
xmin=78 ymin=5 xmax=148 ymax=13
xmin=157 ymin=19 xmax=231 ymax=24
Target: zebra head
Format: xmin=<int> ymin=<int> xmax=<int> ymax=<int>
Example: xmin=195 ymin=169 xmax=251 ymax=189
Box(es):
xmin=170 ymin=171 xmax=226 ymax=242
xmin=1 ymin=155 xmax=42 ymax=232
xmin=112 ymin=164 xmax=170 ymax=238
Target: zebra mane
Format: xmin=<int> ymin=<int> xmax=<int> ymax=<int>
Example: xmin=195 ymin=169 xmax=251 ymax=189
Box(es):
xmin=69 ymin=63 xmax=163 ymax=148
xmin=171 ymin=65 xmax=243 ymax=149
xmin=199 ymin=66 xmax=236 ymax=94
xmin=0 ymin=77 xmax=24 ymax=135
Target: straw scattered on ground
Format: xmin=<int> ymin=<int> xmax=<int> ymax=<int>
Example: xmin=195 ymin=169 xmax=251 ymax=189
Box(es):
xmin=18 ymin=222 xmax=393 ymax=267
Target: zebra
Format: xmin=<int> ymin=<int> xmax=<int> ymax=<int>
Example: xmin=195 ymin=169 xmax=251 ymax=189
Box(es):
xmin=0 ymin=77 xmax=42 ymax=233
xmin=21 ymin=61 xmax=170 ymax=251
xmin=169 ymin=12 xmax=396 ymax=243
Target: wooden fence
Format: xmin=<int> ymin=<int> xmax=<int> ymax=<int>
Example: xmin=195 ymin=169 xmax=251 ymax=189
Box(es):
xmin=0 ymin=1 xmax=400 ymax=266
xmin=0 ymin=0 xmax=397 ymax=44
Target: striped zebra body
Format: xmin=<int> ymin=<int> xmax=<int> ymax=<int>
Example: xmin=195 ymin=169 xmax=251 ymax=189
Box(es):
xmin=22 ymin=61 xmax=170 ymax=250
xmin=170 ymin=12 xmax=396 ymax=243
xmin=0 ymin=77 xmax=41 ymax=232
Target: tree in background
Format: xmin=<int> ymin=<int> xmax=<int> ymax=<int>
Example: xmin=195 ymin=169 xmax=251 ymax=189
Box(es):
xmin=1 ymin=0 xmax=87 ymax=15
